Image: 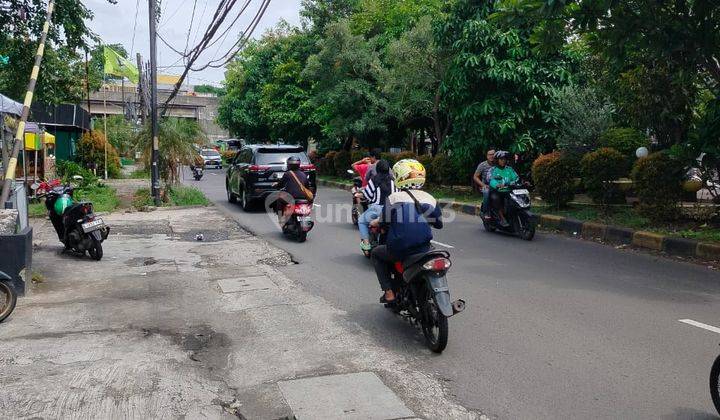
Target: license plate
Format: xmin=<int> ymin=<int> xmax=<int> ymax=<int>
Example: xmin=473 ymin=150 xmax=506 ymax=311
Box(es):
xmin=298 ymin=216 xmax=312 ymax=222
xmin=81 ymin=218 xmax=104 ymax=233
xmin=513 ymin=189 xmax=529 ymax=195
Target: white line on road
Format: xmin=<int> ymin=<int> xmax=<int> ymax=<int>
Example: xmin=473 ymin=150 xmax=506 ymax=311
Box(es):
xmin=679 ymin=319 xmax=720 ymax=335
xmin=431 ymin=240 xmax=455 ymax=249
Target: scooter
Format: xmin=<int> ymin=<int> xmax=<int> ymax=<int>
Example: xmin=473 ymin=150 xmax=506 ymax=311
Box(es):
xmin=191 ymin=165 xmax=204 ymax=181
xmin=36 ymin=178 xmax=110 ymax=260
xmin=711 ymin=349 xmax=720 ymax=415
xmin=277 ymin=199 xmax=314 ymax=243
xmin=383 ymin=249 xmax=465 ymax=353
xmin=347 ymin=169 xmax=367 ymax=226
xmin=482 ymin=181 xmax=536 ymax=241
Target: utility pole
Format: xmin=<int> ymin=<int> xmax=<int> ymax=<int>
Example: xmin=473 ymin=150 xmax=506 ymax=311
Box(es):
xmin=135 ymin=53 xmax=145 ymax=125
xmin=0 ymin=0 xmax=55 ymax=206
xmin=148 ymin=0 xmax=160 ymax=205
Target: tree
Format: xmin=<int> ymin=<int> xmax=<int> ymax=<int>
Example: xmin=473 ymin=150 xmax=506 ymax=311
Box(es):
xmin=193 ymin=84 xmax=226 ymax=96
xmin=436 ymin=0 xmax=574 ymax=172
xmin=300 ymin=0 xmax=359 ymax=35
xmin=303 ymin=20 xmax=387 ymax=150
xmin=381 ymin=16 xmax=449 ymax=153
xmin=350 ymin=0 xmax=443 ymax=47
xmin=134 ymin=118 xmax=207 ymax=185
xmin=552 ymin=85 xmax=614 ymax=152
xmin=497 ymin=0 xmax=719 ymax=145
xmin=0 ymin=0 xmax=115 ymax=104
xmin=97 ymin=115 xmax=136 ymax=158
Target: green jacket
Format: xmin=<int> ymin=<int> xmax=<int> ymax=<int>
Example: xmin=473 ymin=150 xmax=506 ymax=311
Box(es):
xmin=489 ymin=166 xmax=519 ymax=191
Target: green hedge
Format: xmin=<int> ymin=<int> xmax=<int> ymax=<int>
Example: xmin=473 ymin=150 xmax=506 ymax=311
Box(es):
xmin=631 ymin=152 xmax=683 ymax=222
xmin=532 ymin=151 xmax=576 ymax=208
xmin=599 ymin=128 xmax=649 ymax=157
xmin=580 ymin=147 xmax=627 ymax=204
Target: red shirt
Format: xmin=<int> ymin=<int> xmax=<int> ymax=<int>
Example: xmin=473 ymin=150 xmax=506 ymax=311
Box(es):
xmin=353 ymin=163 xmax=370 ymax=187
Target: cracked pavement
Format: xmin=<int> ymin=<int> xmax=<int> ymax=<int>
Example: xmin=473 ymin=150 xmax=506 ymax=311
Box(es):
xmin=0 ymin=206 xmax=479 ymax=419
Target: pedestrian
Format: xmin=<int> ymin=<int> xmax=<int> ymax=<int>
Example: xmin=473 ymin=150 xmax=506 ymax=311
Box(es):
xmin=472 ymin=148 xmax=496 ymax=215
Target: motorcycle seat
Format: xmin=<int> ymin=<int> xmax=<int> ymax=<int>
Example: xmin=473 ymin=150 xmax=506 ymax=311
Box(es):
xmin=402 ymin=250 xmax=450 ymax=269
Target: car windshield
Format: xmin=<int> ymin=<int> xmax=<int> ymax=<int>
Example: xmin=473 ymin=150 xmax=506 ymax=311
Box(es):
xmin=255 ymin=151 xmax=309 ymax=165
xmin=202 ymin=150 xmax=220 ymax=157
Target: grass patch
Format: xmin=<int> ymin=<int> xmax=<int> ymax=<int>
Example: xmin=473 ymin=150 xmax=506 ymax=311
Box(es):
xmin=29 ymin=184 xmax=120 ymax=217
xmin=75 ymin=184 xmax=121 ymax=213
xmin=168 ymin=185 xmax=210 ymax=206
xmin=427 ymin=186 xmax=482 ymax=205
xmin=132 ymin=185 xmax=209 ymax=208
xmin=127 ymin=168 xmax=150 ymax=179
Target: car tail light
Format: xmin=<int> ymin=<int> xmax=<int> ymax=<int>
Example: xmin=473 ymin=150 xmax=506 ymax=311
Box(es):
xmin=249 ymin=165 xmax=270 ymax=172
xmin=300 ymin=164 xmax=316 ymax=171
xmin=294 ymin=204 xmax=312 ymax=215
xmin=422 ymin=257 xmax=451 ymax=271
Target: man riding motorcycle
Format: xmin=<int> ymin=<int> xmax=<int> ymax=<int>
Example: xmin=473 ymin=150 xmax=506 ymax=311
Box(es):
xmin=357 ymin=159 xmax=396 ymax=253
xmin=369 ymin=159 xmax=443 ymax=303
xmin=275 ymin=156 xmax=313 ymax=225
xmin=488 ymin=150 xmax=519 ymax=227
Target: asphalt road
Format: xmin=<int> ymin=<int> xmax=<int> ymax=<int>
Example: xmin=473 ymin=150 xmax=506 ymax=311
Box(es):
xmin=186 ymin=168 xmax=720 ymax=419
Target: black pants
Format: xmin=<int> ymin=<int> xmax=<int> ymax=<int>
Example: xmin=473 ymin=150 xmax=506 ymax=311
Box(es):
xmin=490 ymin=190 xmax=509 ymax=213
xmin=371 ymin=243 xmax=432 ymax=291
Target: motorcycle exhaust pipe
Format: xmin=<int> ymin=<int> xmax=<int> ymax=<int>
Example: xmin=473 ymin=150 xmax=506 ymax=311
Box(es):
xmin=452 ymin=299 xmax=466 ymax=315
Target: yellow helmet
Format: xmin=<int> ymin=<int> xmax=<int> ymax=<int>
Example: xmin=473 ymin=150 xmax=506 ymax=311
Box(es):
xmin=392 ymin=159 xmax=426 ymax=189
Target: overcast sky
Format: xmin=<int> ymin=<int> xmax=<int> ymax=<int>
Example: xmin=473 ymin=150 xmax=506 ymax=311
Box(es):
xmin=85 ymin=0 xmax=303 ymax=86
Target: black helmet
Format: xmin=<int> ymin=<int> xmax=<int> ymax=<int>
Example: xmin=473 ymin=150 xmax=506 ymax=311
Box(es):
xmin=376 ymin=159 xmax=390 ymax=174
xmin=494 ymin=150 xmax=510 ymax=160
xmin=287 ymin=156 xmax=301 ymax=170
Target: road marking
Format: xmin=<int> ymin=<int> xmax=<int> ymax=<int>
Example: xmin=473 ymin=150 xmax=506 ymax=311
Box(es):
xmin=679 ymin=319 xmax=720 ymax=335
xmin=431 ymin=240 xmax=455 ymax=249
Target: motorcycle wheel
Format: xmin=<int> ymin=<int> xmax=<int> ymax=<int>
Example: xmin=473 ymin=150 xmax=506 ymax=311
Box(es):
xmin=483 ymin=221 xmax=496 ymax=232
xmin=518 ymin=214 xmax=535 ymax=241
xmin=88 ymin=236 xmax=103 ymax=261
xmin=0 ymin=281 xmax=17 ymax=323
xmin=421 ymin=296 xmax=448 ymax=353
xmin=711 ymin=353 xmax=720 ymax=415
xmin=351 ymin=205 xmax=359 ymax=226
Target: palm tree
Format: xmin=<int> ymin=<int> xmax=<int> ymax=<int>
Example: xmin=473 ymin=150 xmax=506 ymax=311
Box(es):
xmin=134 ymin=118 xmax=207 ymax=185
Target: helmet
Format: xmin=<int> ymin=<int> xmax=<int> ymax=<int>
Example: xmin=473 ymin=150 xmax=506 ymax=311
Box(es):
xmin=54 ymin=194 xmax=74 ymax=216
xmin=287 ymin=156 xmax=301 ymax=170
xmin=494 ymin=150 xmax=510 ymax=160
xmin=392 ymin=159 xmax=426 ymax=190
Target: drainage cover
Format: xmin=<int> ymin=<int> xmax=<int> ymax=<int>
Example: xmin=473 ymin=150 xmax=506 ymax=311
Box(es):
xmin=278 ymin=372 xmax=414 ymax=420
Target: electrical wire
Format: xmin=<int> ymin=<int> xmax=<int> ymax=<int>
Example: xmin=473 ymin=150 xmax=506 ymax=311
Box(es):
xmin=130 ymin=0 xmax=141 ymax=55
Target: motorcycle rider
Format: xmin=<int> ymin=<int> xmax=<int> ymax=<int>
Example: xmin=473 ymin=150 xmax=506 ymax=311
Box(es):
xmin=275 ymin=156 xmax=313 ymax=225
xmin=351 ymin=152 xmax=373 ymax=188
xmin=363 ymin=149 xmax=382 ymax=184
xmin=369 ymin=159 xmax=443 ymax=303
xmin=488 ymin=151 xmax=519 ymax=227
xmin=472 ymin=148 xmax=496 ymax=216
xmin=357 ymin=159 xmax=396 ymax=252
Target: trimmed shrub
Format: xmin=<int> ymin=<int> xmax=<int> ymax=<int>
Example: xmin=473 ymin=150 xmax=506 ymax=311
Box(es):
xmin=380 ymin=152 xmax=397 ymax=167
xmin=430 ymin=154 xmax=455 ymax=186
xmin=580 ymin=147 xmax=627 ymax=204
xmin=394 ymin=151 xmax=417 ymax=162
xmin=333 ymin=150 xmax=352 ymax=177
xmin=76 ymin=130 xmax=122 ymax=178
xmin=350 ymin=149 xmax=366 ymax=164
xmin=56 ymin=160 xmax=98 ymax=187
xmin=532 ymin=152 xmax=576 ymax=208
xmin=631 ymin=152 xmax=683 ymax=222
xmin=599 ymin=128 xmax=649 ymax=157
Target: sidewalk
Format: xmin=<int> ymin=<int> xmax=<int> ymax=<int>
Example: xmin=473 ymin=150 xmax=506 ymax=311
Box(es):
xmin=0 ymin=206 xmax=479 ymax=419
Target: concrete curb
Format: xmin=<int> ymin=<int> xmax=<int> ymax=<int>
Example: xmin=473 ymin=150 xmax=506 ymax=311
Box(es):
xmin=317 ymin=178 xmax=720 ymax=262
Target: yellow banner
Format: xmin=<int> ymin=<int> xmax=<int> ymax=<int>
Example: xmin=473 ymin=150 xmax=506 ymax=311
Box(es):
xmin=157 ymin=74 xmax=181 ymax=85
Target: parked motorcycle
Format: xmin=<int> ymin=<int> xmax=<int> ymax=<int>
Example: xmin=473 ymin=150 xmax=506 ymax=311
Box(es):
xmin=711 ymin=349 xmax=720 ymax=415
xmin=0 ymin=272 xmax=17 ymax=323
xmin=35 ymin=179 xmax=109 ymax=260
xmin=347 ymin=169 xmax=367 ymax=226
xmin=191 ymin=165 xmax=204 ymax=181
xmin=384 ymin=249 xmax=465 ymax=353
xmin=482 ymin=181 xmax=536 ymax=241
xmin=277 ymin=199 xmax=314 ymax=243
